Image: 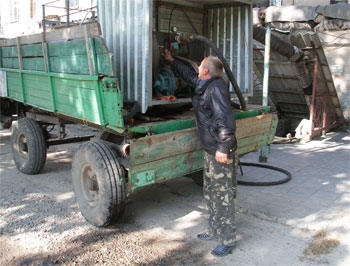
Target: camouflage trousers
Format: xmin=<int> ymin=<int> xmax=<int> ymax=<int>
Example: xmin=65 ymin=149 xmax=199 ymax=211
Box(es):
xmin=203 ymin=151 xmax=237 ymax=246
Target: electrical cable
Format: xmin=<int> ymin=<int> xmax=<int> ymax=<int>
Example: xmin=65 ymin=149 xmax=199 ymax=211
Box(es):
xmin=168 ymin=5 xmax=199 ymax=35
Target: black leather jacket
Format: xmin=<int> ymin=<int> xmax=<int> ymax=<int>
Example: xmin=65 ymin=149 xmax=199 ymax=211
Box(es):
xmin=171 ymin=59 xmax=237 ymax=155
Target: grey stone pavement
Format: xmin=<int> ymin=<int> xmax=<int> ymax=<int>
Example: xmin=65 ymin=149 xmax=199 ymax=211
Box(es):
xmin=231 ymin=130 xmax=350 ymax=266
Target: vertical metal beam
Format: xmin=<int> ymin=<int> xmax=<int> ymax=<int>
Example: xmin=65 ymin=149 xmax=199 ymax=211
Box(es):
xmin=229 ymin=7 xmax=234 ymax=92
xmin=42 ymin=4 xmax=46 ymax=33
xmin=237 ymin=6 xmax=241 ymax=88
xmin=244 ymin=6 xmax=250 ymax=93
xmin=260 ymin=24 xmax=271 ymax=162
xmin=262 ymin=25 xmax=271 ymax=106
xmin=65 ymin=0 xmax=70 ymax=28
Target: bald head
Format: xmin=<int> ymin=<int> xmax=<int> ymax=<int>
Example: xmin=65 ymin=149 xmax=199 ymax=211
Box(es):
xmin=203 ymin=56 xmax=223 ymax=78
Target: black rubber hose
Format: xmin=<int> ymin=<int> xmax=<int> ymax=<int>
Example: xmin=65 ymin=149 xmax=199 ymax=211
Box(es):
xmin=252 ymin=26 xmax=312 ymax=95
xmin=238 ymin=162 xmax=292 ymax=186
xmin=253 ymin=26 xmax=295 ymax=59
xmin=189 ymin=162 xmax=292 ymax=187
xmin=189 ymin=34 xmax=247 ymax=111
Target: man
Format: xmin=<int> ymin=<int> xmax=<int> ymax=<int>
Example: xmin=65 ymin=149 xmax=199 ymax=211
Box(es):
xmin=162 ymin=51 xmax=238 ymax=257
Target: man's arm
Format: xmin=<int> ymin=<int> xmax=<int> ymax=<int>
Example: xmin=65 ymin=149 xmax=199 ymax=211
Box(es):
xmin=163 ymin=51 xmax=199 ymax=88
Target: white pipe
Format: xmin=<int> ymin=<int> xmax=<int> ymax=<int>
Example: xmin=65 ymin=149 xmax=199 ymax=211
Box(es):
xmin=262 ymin=25 xmax=271 ymax=106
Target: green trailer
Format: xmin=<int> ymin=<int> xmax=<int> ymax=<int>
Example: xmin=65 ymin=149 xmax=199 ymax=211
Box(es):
xmin=0 ymin=1 xmax=277 ymax=227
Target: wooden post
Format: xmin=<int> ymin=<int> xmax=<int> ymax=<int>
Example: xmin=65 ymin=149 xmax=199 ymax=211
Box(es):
xmin=310 ymin=55 xmax=318 ymax=141
xmin=16 ymin=37 xmax=23 ymax=70
xmin=84 ymin=26 xmax=97 ymax=76
xmin=41 ymin=33 xmax=49 ymax=72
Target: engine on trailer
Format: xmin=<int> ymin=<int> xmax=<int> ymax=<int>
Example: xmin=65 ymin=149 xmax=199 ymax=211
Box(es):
xmin=152 ymin=30 xmax=202 ymax=101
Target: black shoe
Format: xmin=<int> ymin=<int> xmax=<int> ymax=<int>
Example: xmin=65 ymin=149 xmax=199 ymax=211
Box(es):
xmin=211 ymin=245 xmax=234 ymax=257
xmin=196 ymin=232 xmax=218 ymax=241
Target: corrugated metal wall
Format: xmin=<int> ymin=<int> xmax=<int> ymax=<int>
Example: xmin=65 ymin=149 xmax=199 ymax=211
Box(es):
xmin=97 ymin=0 xmax=252 ymax=113
xmin=206 ymin=4 xmax=252 ymax=94
xmin=98 ymin=0 xmax=152 ymax=113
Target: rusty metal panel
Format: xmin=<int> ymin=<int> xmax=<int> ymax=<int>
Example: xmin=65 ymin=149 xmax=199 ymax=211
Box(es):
xmin=206 ymin=4 xmax=252 ymax=95
xmin=97 ymin=0 xmax=152 ymax=113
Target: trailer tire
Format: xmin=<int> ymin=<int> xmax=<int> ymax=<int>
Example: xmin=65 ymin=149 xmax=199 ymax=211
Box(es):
xmin=11 ymin=118 xmax=47 ymax=175
xmin=1 ymin=118 xmax=12 ymax=129
xmin=71 ymin=140 xmax=126 ymax=227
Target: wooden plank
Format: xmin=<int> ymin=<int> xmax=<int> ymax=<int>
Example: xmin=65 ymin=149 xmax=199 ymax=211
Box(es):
xmin=84 ymin=26 xmax=94 ymax=75
xmin=1 ymin=58 xmax=19 ymax=68
xmin=130 ymin=113 xmax=277 ymax=166
xmin=21 ymin=43 xmax=43 ymax=57
xmin=22 ymin=58 xmax=45 ymax=71
xmin=1 ymin=26 xmax=114 ymax=76
xmin=1 ymin=46 xmax=17 ymax=57
xmin=130 ymin=150 xmax=203 ymax=190
xmin=237 ymin=135 xmax=270 ymax=155
xmin=0 ymin=23 xmax=102 ymax=47
xmin=47 ymin=39 xmax=87 ymax=56
xmin=96 ymin=53 xmax=114 ymax=76
xmin=130 ymin=127 xmax=201 ymax=166
xmin=93 ymin=37 xmax=109 ymax=54
xmin=130 ymin=113 xmax=277 ymax=189
xmin=49 ymin=55 xmax=90 ymax=74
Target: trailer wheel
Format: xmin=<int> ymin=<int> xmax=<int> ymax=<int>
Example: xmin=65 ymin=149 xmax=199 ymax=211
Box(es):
xmin=0 ymin=117 xmax=12 ymax=129
xmin=71 ymin=140 xmax=126 ymax=227
xmin=11 ymin=118 xmax=47 ymax=175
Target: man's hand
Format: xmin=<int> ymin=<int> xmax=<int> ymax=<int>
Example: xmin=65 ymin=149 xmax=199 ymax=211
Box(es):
xmin=215 ymin=151 xmax=228 ymax=164
xmin=162 ymin=49 xmax=174 ymax=62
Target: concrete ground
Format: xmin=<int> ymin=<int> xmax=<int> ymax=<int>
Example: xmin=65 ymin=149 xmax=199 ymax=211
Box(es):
xmin=0 ymin=127 xmax=349 ymax=265
xmin=231 ymin=130 xmax=350 ymax=266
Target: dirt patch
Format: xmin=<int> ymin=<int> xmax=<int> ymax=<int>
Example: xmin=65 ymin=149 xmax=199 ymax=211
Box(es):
xmin=303 ymin=230 xmax=340 ymax=256
xmin=299 ymin=229 xmax=341 ymax=264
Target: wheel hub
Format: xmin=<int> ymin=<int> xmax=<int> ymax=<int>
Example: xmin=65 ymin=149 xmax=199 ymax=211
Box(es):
xmin=81 ymin=165 xmax=99 ymax=207
xmin=18 ymin=134 xmax=28 ymax=159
